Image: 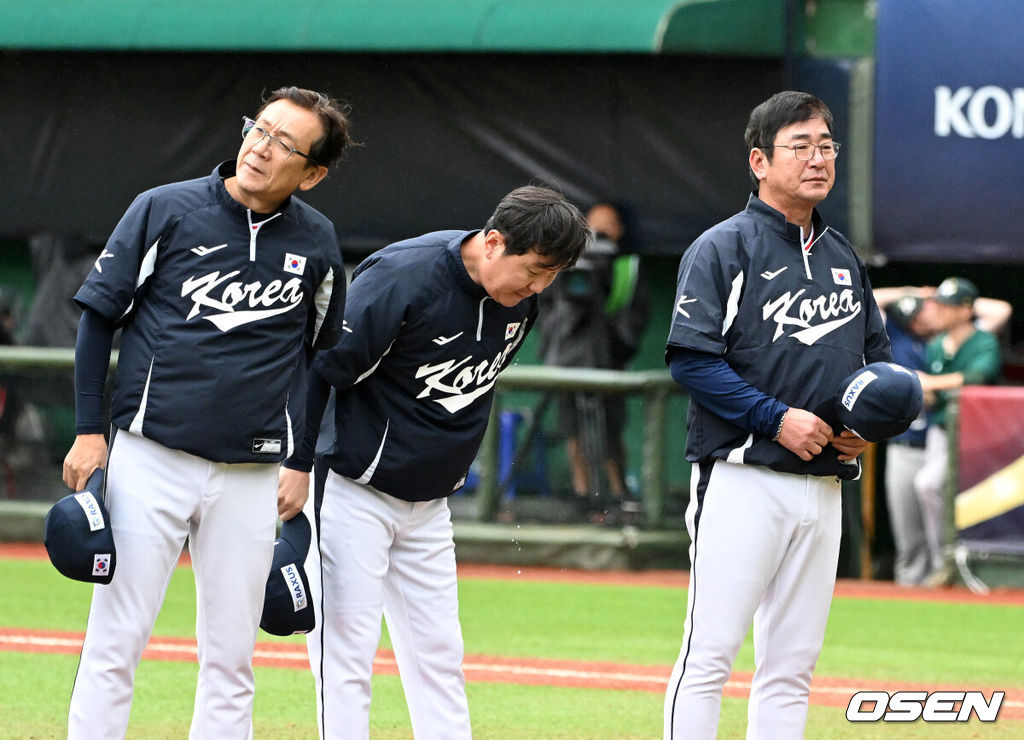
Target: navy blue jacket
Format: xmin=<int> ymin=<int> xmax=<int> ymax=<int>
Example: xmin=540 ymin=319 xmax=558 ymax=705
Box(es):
xmin=301 ymin=230 xmax=538 ymax=501
xmin=666 ymin=194 xmax=892 ymax=479
xmin=75 ymin=161 xmax=345 ymax=463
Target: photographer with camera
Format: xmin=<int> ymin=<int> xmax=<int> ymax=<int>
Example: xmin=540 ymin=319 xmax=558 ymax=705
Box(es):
xmin=539 ymin=201 xmax=649 ymax=522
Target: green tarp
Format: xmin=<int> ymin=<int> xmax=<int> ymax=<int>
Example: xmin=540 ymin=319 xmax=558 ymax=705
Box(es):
xmin=0 ymin=0 xmax=784 ymax=56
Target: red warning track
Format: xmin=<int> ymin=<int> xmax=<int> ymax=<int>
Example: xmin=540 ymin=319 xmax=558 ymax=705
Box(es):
xmin=6 ymin=542 xmax=1023 ymax=605
xmin=2 ymin=628 xmax=1022 ymax=720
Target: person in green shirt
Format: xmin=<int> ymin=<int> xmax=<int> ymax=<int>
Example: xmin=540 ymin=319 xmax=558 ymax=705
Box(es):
xmin=914 ymin=277 xmax=1003 ymax=586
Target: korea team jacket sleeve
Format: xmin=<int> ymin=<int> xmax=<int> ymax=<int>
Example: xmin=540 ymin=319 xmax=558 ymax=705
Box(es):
xmin=666 ymin=230 xmax=743 ymax=356
xmin=306 ymin=247 xmax=346 ymax=351
xmin=668 ymin=347 xmax=787 ymax=438
xmin=74 ymin=191 xmax=164 ymax=325
xmin=311 ymin=254 xmax=408 ymax=392
xmin=283 ymin=370 xmax=332 ymax=472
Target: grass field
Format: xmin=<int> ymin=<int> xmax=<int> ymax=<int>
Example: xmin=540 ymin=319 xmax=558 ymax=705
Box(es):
xmin=1 ymin=549 xmax=1022 ymax=738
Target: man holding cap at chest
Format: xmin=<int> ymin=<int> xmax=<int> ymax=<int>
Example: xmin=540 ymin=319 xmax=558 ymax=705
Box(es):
xmin=663 ymin=90 xmax=894 ymax=739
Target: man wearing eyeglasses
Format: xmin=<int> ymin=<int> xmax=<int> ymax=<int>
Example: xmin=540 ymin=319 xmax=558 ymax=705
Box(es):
xmin=60 ymin=86 xmax=352 ymax=739
xmin=663 ymin=91 xmax=891 ymax=739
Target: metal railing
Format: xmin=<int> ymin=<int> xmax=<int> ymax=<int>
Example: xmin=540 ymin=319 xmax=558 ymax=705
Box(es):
xmin=482 ymin=365 xmax=686 ymax=528
xmin=0 ymin=346 xmax=101 ymax=371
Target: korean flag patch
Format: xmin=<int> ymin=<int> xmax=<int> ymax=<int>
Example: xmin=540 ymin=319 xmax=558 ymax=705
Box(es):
xmin=284 ymin=253 xmax=307 ymax=275
xmin=831 ymin=268 xmax=851 ymax=286
xmin=505 ymin=322 xmax=521 ymax=340
xmin=93 ymin=554 xmax=112 ymax=577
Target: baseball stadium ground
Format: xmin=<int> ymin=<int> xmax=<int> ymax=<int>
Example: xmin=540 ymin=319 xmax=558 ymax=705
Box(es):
xmin=1 ymin=543 xmax=1021 ymax=738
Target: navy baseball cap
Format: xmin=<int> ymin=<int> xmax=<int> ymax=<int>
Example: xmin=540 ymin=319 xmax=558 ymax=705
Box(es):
xmin=835 ymin=362 xmax=924 ymax=442
xmin=261 ymin=512 xmax=315 ymax=636
xmin=888 ymin=295 xmax=925 ymax=332
xmin=44 ymin=468 xmax=116 ymax=584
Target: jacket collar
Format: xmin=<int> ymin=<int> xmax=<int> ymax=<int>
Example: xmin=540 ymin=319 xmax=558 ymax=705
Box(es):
xmin=445 ymin=230 xmax=489 ymax=299
xmin=213 ymin=160 xmax=292 ymax=218
xmin=745 ymin=193 xmax=825 ymax=243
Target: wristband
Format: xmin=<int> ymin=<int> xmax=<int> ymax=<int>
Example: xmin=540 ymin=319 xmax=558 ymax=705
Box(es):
xmin=772 ymin=409 xmax=788 ymax=442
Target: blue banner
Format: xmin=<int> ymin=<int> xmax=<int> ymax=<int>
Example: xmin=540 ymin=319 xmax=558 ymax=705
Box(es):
xmin=873 ymin=1 xmax=1024 ymax=263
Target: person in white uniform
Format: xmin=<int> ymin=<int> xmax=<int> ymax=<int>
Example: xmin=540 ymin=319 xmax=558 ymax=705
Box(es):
xmin=61 ymin=86 xmax=352 ymax=739
xmin=663 ymin=91 xmax=891 ymax=739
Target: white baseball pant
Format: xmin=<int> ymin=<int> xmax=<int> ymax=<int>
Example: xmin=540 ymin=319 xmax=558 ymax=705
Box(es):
xmin=67 ymin=430 xmax=279 ymax=740
xmin=884 ymin=441 xmax=930 ymax=585
xmin=308 ymin=470 xmax=471 ymax=740
xmin=664 ymin=461 xmax=842 ymax=740
xmin=913 ymin=425 xmax=950 ymax=574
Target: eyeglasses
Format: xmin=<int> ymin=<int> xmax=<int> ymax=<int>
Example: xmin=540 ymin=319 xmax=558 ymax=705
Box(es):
xmin=241 ymin=116 xmax=315 ymax=163
xmin=762 ymin=141 xmax=841 ymax=161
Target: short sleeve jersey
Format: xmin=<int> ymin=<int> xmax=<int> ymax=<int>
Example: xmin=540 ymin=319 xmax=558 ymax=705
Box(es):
xmin=74 ymin=161 xmax=345 ymax=463
xmin=666 ymin=194 xmax=892 ymax=478
xmin=925 ymin=329 xmax=1001 ymax=428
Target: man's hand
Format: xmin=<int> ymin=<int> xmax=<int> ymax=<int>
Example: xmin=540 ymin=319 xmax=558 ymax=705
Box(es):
xmin=63 ymin=434 xmax=108 ymax=491
xmin=831 ymin=430 xmax=871 ymax=462
xmin=776 ymin=408 xmax=834 ymax=461
xmin=278 ymin=467 xmax=311 ymax=521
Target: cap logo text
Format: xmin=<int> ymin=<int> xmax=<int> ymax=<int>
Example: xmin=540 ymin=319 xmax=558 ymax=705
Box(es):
xmin=841 ymin=370 xmax=879 ymax=411
xmin=281 ymin=563 xmax=308 ymax=611
xmin=74 ymin=492 xmax=105 ymax=532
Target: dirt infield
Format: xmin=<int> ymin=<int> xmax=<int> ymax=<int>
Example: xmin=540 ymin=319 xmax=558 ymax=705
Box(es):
xmin=2 ymin=627 xmax=1022 ymax=721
